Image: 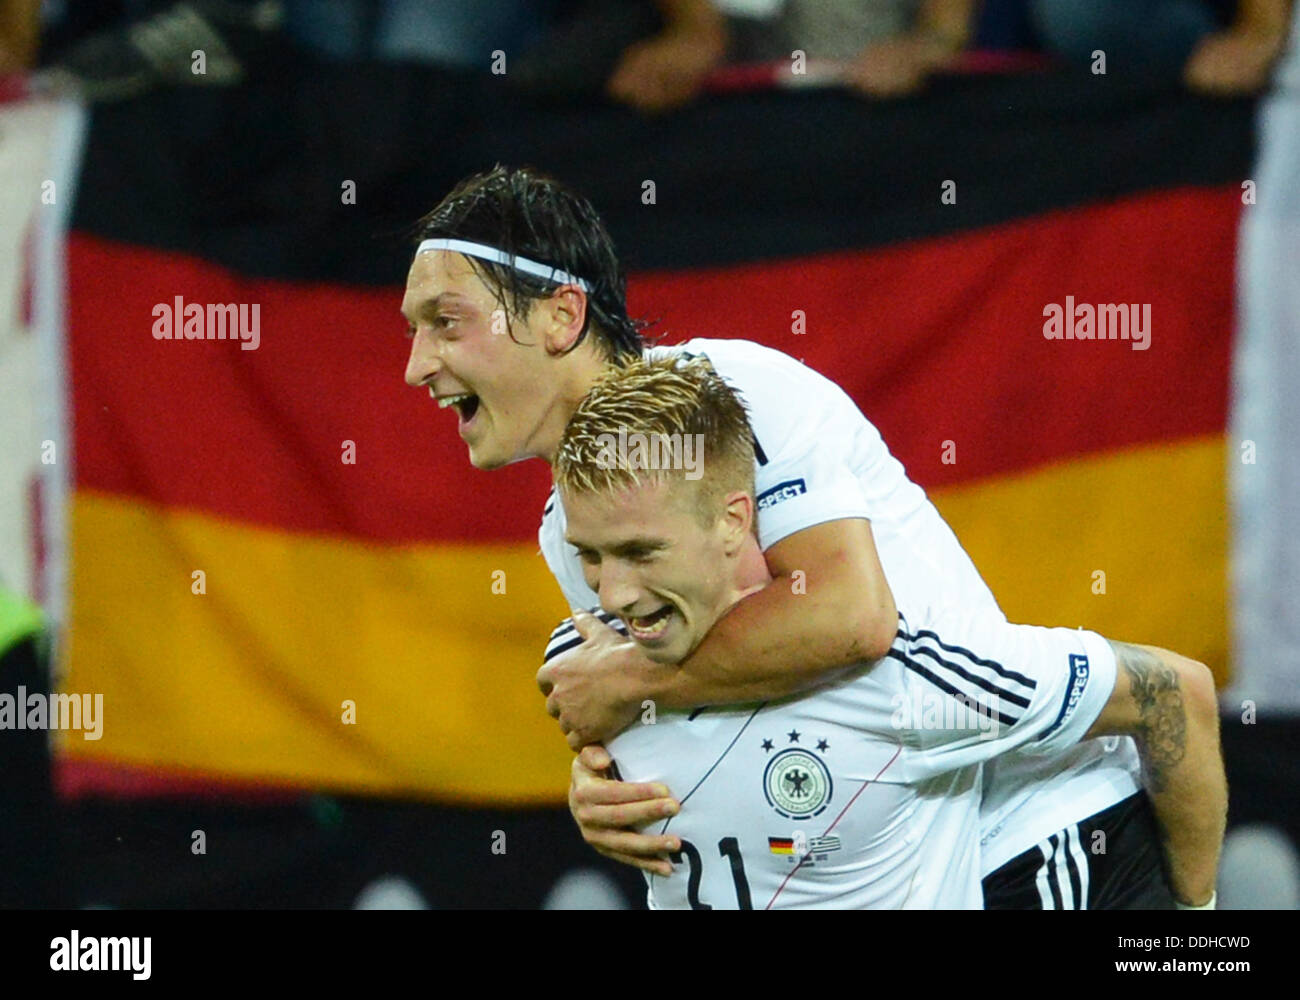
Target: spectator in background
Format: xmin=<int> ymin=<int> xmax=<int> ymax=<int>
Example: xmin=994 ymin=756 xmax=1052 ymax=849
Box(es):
xmin=834 ymin=0 xmax=977 ymax=97
xmin=1031 ymin=0 xmax=1293 ymax=95
xmin=283 ymin=0 xmax=558 ymax=68
xmin=605 ymin=0 xmax=729 ymax=113
xmin=605 ymin=0 xmax=978 ymax=113
xmin=33 ymin=0 xmax=284 ymax=102
xmin=31 ymin=0 xmax=565 ymax=101
xmin=32 ymin=0 xmax=563 ymax=84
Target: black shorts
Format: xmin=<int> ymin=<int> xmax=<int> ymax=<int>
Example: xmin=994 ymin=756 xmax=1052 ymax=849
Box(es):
xmin=981 ymin=792 xmax=1176 ymax=909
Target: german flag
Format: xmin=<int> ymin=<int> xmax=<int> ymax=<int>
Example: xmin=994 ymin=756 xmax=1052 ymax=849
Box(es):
xmin=57 ymin=64 xmax=1254 ymax=804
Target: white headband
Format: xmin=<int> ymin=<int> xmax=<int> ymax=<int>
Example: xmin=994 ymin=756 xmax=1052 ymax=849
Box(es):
xmin=416 ymin=238 xmax=592 ymax=292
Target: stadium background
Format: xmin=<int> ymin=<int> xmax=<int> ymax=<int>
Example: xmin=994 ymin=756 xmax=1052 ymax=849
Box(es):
xmin=2 ymin=0 xmax=1298 ymax=908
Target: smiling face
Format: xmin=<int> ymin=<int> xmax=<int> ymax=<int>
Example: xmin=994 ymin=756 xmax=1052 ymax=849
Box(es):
xmin=401 ymin=250 xmax=597 ymax=468
xmin=563 ymin=476 xmax=756 ymax=664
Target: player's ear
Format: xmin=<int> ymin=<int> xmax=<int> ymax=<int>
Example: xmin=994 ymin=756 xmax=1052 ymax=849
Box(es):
xmin=720 ymin=490 xmax=754 ymax=554
xmin=543 ymin=285 xmax=588 ymax=355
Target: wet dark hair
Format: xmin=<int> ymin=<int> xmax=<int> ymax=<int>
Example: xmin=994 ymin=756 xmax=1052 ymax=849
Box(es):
xmin=413 ymin=165 xmax=648 ymax=362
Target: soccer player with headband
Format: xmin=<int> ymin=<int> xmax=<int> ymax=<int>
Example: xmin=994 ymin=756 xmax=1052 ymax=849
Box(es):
xmin=400 ymin=166 xmax=1224 ymax=909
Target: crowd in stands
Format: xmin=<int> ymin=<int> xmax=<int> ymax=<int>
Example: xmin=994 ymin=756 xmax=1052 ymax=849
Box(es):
xmin=0 ymin=0 xmax=1290 ymax=108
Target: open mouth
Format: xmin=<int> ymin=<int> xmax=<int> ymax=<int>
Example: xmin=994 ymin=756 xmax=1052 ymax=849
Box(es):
xmin=439 ymin=393 xmax=481 ymax=427
xmin=625 ymin=604 xmax=675 ymax=642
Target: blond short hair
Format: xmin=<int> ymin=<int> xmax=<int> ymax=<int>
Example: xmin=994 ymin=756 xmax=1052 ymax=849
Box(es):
xmin=555 ymin=356 xmax=756 ymax=523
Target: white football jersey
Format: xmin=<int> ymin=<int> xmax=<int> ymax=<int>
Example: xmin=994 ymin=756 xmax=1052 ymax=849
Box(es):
xmin=543 ymin=606 xmax=1118 ymax=909
xmin=538 ymin=338 xmax=1141 ymax=878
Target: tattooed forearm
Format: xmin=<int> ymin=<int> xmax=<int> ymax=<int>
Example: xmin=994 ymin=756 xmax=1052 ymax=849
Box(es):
xmin=1096 ymin=641 xmax=1223 ymax=906
xmin=1113 ymin=642 xmax=1187 ymax=794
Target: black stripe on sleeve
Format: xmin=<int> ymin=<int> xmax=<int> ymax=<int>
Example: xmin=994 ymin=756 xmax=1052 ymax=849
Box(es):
xmin=885 ymin=649 xmax=1021 ymax=727
xmin=905 ymin=627 xmax=1037 ymax=689
xmin=904 ymin=644 xmax=1032 ymax=709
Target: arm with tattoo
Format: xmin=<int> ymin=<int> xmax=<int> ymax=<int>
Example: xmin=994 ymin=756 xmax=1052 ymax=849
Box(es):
xmin=1086 ymin=642 xmax=1227 ymax=906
